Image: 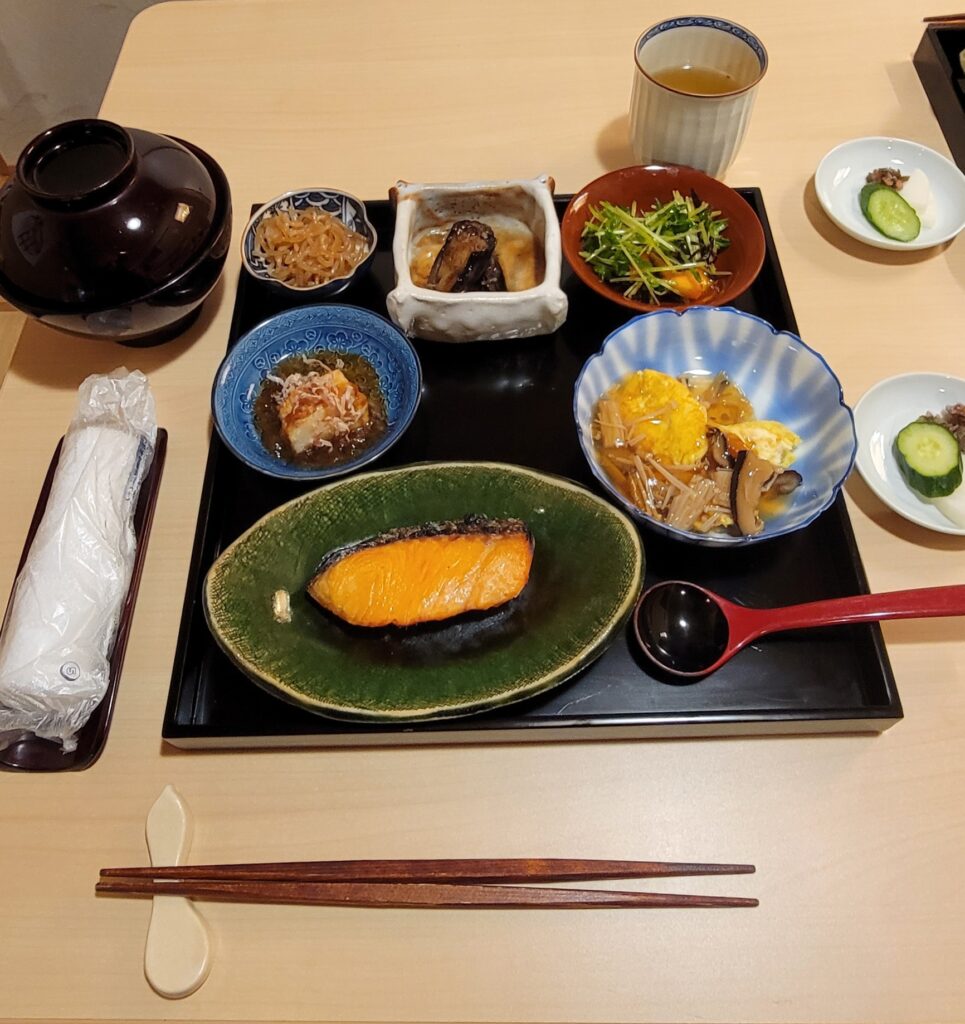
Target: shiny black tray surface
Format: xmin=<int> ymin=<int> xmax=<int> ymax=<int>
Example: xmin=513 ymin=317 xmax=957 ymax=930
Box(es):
xmin=162 ymin=192 xmax=901 ymax=747
xmin=914 ymin=26 xmax=965 ymax=171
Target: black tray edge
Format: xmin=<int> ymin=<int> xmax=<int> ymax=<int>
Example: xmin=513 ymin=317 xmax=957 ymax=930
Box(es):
xmin=740 ymin=188 xmax=799 ymax=334
xmin=823 ymin=491 xmax=902 ymax=723
xmin=163 ymin=712 xmax=902 ymax=750
xmin=914 ymin=27 xmax=965 ymax=172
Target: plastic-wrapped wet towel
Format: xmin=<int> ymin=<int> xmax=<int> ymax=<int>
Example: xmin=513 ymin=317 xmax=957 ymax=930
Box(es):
xmin=0 ymin=369 xmax=157 ymax=752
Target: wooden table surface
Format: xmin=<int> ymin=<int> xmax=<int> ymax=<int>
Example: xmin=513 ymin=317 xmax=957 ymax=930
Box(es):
xmin=1 ymin=1 xmax=964 ymax=1021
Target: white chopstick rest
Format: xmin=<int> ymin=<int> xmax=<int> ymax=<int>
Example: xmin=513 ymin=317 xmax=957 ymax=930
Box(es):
xmin=143 ymin=785 xmax=212 ymax=998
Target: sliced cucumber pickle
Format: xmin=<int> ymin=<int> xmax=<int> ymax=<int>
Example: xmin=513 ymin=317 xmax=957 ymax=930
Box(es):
xmin=894 ymin=421 xmax=963 ymax=498
xmin=859 ymin=184 xmax=921 ymax=242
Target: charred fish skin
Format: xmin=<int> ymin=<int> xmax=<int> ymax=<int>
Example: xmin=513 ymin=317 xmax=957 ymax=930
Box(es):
xmin=426 ymin=221 xmax=497 ymax=292
xmin=310 ymin=515 xmax=532 ymax=577
xmin=306 ymin=515 xmax=535 ymax=628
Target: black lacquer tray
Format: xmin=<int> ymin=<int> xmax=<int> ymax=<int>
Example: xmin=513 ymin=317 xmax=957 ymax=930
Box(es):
xmin=162 ymin=192 xmax=902 ymax=748
xmin=915 ymin=26 xmax=965 ymax=172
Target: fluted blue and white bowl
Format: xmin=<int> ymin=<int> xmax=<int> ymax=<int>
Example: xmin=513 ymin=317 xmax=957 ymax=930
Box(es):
xmin=213 ymin=304 xmax=421 ymax=481
xmin=574 ymin=306 xmax=857 ymax=546
xmin=242 ymin=188 xmax=377 ymax=297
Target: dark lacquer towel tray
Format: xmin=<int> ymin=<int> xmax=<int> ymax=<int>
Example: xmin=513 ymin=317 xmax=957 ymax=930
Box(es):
xmin=162 ymin=193 xmax=902 ymax=749
xmin=1 ymin=429 xmax=167 ymax=770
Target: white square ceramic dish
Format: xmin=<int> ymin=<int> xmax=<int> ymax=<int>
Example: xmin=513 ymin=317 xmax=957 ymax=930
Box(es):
xmin=386 ymin=175 xmax=568 ymax=342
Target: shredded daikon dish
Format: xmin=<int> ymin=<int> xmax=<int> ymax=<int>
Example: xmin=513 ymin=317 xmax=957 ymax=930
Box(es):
xmin=253 ymin=204 xmax=369 ymax=288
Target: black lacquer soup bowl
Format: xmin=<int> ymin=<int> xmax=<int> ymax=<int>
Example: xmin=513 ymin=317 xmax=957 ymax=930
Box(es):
xmin=0 ymin=118 xmax=232 ymax=344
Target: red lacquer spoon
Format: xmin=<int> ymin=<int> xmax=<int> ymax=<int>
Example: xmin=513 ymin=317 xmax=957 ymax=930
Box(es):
xmin=633 ymin=580 xmax=965 ymax=678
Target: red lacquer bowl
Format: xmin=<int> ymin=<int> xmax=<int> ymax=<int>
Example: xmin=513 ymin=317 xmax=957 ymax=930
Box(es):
xmin=561 ymin=163 xmax=766 ymax=313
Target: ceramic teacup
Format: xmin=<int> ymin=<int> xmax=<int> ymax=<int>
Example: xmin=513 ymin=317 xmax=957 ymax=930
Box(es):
xmin=629 ymin=16 xmax=768 ymax=178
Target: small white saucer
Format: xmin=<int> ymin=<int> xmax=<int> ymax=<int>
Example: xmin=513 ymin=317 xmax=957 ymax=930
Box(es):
xmin=853 ymin=372 xmax=965 ymax=535
xmin=815 ymin=137 xmax=965 ymax=251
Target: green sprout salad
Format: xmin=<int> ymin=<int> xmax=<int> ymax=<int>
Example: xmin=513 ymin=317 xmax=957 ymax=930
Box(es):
xmin=579 ymin=191 xmax=731 ymax=303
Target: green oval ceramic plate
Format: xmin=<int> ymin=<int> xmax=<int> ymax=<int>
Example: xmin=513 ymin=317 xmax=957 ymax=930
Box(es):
xmin=204 ymin=462 xmax=643 ymax=722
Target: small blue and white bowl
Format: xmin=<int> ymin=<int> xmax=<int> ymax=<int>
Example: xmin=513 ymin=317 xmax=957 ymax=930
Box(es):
xmin=574 ymin=306 xmax=857 ymax=546
xmin=213 ymin=304 xmax=421 ymax=481
xmin=242 ymin=188 xmax=377 ymax=298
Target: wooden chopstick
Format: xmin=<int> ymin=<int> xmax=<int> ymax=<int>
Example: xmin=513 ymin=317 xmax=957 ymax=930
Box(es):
xmin=924 ymin=13 xmax=965 ymax=21
xmin=95 ymin=876 xmax=757 ymax=909
xmin=99 ymin=856 xmax=755 ymax=884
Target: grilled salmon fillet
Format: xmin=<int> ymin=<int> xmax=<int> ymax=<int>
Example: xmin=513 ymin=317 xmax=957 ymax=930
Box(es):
xmin=306 ymin=515 xmax=534 ymax=627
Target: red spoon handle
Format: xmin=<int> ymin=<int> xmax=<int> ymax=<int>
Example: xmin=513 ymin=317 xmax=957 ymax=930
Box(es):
xmin=733 ymin=584 xmax=965 ymax=644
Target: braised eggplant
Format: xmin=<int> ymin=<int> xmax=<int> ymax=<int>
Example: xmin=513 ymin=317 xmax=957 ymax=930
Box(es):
xmin=478 ymin=255 xmax=507 ymax=291
xmin=426 ymin=220 xmax=507 ymax=293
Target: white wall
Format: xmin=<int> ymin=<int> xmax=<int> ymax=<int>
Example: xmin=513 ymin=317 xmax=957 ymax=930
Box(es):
xmin=0 ymin=0 xmax=168 ymax=160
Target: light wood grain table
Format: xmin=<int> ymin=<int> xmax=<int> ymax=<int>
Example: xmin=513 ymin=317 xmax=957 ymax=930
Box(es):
xmin=1 ymin=1 xmax=964 ymax=1021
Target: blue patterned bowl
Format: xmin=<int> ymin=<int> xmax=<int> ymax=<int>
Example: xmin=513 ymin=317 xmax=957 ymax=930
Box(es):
xmin=574 ymin=306 xmax=857 ymax=547
xmin=241 ymin=188 xmax=377 ymax=298
xmin=212 ymin=305 xmax=421 ymax=481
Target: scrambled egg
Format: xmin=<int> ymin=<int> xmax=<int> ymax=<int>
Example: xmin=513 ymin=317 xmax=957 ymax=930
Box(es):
xmin=612 ymin=369 xmax=708 ymax=466
xmin=726 ymin=420 xmax=800 ymax=468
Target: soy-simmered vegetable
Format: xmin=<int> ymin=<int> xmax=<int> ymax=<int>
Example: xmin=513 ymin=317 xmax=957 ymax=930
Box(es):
xmin=426 ymin=220 xmax=506 ymax=293
xmin=579 ymin=192 xmax=731 ymax=303
xmin=253 ymin=205 xmax=369 ymax=287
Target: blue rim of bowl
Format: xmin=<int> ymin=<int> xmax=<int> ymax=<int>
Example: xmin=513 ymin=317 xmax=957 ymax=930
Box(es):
xmin=211 ymin=304 xmax=422 ymax=481
xmin=241 ymin=188 xmax=378 ymax=293
xmin=573 ymin=306 xmax=857 ymax=544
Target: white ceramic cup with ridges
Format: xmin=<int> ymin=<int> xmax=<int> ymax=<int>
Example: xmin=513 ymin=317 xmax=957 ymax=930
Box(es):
xmin=629 ymin=17 xmax=768 ymax=178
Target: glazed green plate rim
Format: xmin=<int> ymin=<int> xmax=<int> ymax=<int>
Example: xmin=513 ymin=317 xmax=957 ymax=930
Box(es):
xmin=203 ymin=461 xmax=644 ymax=722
